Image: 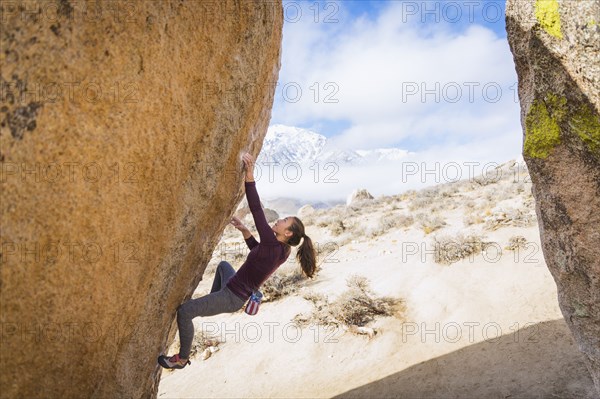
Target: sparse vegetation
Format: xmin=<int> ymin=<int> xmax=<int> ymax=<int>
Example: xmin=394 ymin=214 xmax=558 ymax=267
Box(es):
xmin=416 ymin=213 xmax=446 ymax=234
xmin=506 ymin=235 xmax=528 ymax=251
xmin=433 ymin=234 xmax=486 ymax=264
xmin=371 ymin=212 xmax=414 ymax=237
xmin=463 ymin=212 xmax=484 ymax=226
xmin=409 ymin=196 xmax=434 ymax=211
xmin=261 ymin=267 xmax=308 ymax=302
xmin=484 ymin=207 xmax=535 ymax=230
xmin=293 ymin=275 xmax=403 ymax=332
xmin=190 ymin=330 xmax=221 ymax=359
xmin=329 ymin=218 xmax=347 ymax=236
xmin=168 ymin=330 xmax=221 ymax=369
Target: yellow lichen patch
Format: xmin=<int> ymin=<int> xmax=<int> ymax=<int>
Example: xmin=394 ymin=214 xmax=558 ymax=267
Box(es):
xmin=546 ymin=93 xmax=567 ymax=121
xmin=524 ymin=94 xmax=566 ymax=159
xmin=571 ymin=104 xmax=600 ymax=156
xmin=535 ymin=0 xmax=563 ymax=39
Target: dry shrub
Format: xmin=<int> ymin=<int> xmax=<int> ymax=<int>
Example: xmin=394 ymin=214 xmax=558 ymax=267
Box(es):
xmin=370 ymin=213 xmax=414 ymax=238
xmin=299 ymin=214 xmax=315 ymax=226
xmin=190 ymin=330 xmax=221 ymax=358
xmin=408 ymin=186 xmax=443 ymax=211
xmin=416 ymin=213 xmax=446 ymax=234
xmin=484 ymin=207 xmax=535 ymax=230
xmin=329 ymin=218 xmax=347 ymax=236
xmin=409 ymin=196 xmax=434 ymax=211
xmin=397 ymin=213 xmax=415 ymax=228
xmin=168 ymin=330 xmax=221 ymax=367
xmin=261 ymin=267 xmax=307 ymax=302
xmin=317 ymin=219 xmax=328 ymax=228
xmin=463 ymin=212 xmax=484 ymax=226
xmin=462 ymin=198 xmax=476 ymax=209
xmin=379 ymin=214 xmax=398 ymax=231
xmin=442 ymin=196 xmax=459 ymax=210
xmin=506 ymin=235 xmax=528 ymax=251
xmin=473 ymin=172 xmax=501 ymax=186
xmin=384 ymin=213 xmax=414 ymax=229
xmin=433 ymin=234 xmax=485 ymax=264
xmin=293 ymin=275 xmax=403 ymax=330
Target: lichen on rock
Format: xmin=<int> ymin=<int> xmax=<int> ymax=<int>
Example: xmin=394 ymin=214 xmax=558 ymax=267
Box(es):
xmin=507 ymin=0 xmax=600 ymax=394
xmin=571 ymin=103 xmax=600 ymax=156
xmin=535 ymin=0 xmax=563 ymax=39
xmin=524 ymin=93 xmax=565 ymax=159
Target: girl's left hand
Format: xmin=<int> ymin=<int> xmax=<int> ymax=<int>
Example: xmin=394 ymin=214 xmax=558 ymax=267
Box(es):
xmin=230 ymin=216 xmax=247 ymax=231
xmin=242 ymin=153 xmax=255 ymax=182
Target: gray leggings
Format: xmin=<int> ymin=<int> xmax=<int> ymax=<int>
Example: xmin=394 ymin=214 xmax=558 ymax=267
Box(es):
xmin=177 ymin=261 xmax=247 ymax=359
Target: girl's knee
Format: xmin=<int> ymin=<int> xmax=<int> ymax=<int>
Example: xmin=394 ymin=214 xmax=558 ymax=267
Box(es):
xmin=177 ymin=302 xmax=192 ymax=320
xmin=217 ymin=261 xmax=229 ymax=269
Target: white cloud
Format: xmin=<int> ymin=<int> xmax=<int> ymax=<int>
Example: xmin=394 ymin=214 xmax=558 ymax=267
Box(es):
xmin=271 ymin=1 xmax=521 ymax=158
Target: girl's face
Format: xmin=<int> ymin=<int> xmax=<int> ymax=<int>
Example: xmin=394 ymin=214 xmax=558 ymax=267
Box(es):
xmin=272 ymin=216 xmax=294 ymax=238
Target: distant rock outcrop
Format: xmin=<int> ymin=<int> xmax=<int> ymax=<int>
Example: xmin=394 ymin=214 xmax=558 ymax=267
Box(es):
xmin=298 ymin=204 xmax=316 ymax=218
xmin=236 ymin=199 xmax=279 ymax=224
xmin=347 ymin=189 xmax=375 ymax=206
xmin=263 ymin=208 xmax=280 ymax=223
xmin=506 ymin=0 xmax=600 ymax=393
xmin=0 ymin=1 xmax=283 ymax=398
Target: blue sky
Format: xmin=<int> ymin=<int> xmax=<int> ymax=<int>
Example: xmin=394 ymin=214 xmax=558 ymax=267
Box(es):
xmin=269 ymin=0 xmax=521 ymax=157
xmin=344 ymin=0 xmax=508 ymax=37
xmin=261 ymin=0 xmax=524 ymax=201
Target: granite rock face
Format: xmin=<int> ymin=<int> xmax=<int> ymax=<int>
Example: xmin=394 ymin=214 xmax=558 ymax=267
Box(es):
xmin=506 ymin=0 xmax=600 ymax=393
xmin=0 ymin=1 xmax=282 ymax=398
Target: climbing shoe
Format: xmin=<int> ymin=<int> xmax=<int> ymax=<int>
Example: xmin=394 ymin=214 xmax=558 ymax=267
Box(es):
xmin=158 ymin=353 xmax=191 ymax=369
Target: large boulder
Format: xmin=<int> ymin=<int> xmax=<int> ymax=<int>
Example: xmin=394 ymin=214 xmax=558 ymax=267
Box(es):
xmin=298 ymin=204 xmax=316 ymax=218
xmin=506 ymin=0 xmax=600 ymax=393
xmin=346 ymin=188 xmax=374 ymax=206
xmin=0 ymin=1 xmax=283 ymax=398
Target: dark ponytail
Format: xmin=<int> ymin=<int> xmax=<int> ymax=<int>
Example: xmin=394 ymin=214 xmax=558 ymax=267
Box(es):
xmin=288 ymin=217 xmax=317 ymax=278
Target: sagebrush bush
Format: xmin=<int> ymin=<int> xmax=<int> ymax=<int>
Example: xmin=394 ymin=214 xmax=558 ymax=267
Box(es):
xmin=168 ymin=330 xmax=221 ymax=366
xmin=190 ymin=330 xmax=220 ymax=358
xmin=433 ymin=234 xmax=485 ymax=264
xmin=397 ymin=214 xmax=415 ymax=228
xmin=409 ymin=196 xmax=434 ymax=211
xmin=463 ymin=212 xmax=484 ymax=226
xmin=317 ymin=220 xmax=328 ymax=228
xmin=484 ymin=207 xmax=535 ymax=230
xmin=349 ymin=223 xmax=367 ymax=239
xmin=293 ymin=275 xmax=403 ymax=329
xmin=473 ymin=171 xmax=501 ymax=186
xmin=416 ymin=213 xmax=446 ymax=234
xmin=299 ymin=214 xmax=315 ymax=227
xmin=378 ymin=214 xmax=397 ymax=231
xmin=377 ymin=212 xmax=414 ymax=233
xmin=506 ymin=235 xmax=528 ymax=251
xmin=462 ymin=198 xmax=476 ymax=209
xmin=261 ymin=267 xmax=308 ymax=302
xmin=329 ymin=218 xmax=347 ymax=236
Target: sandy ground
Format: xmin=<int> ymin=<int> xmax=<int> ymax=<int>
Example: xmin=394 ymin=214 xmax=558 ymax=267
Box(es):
xmin=158 ymin=164 xmax=597 ymax=398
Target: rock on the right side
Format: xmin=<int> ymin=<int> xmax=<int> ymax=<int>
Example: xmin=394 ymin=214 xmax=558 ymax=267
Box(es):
xmin=506 ymin=0 xmax=600 ymax=394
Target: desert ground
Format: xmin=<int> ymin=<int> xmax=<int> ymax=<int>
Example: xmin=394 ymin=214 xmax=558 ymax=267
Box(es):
xmin=158 ymin=161 xmax=596 ymax=398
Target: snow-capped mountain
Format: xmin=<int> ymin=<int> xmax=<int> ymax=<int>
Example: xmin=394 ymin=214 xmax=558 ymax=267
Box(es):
xmin=258 ymin=125 xmax=326 ymax=164
xmin=258 ymin=124 xmax=409 ymax=165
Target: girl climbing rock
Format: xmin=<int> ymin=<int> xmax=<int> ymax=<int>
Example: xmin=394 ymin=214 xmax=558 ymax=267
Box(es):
xmin=158 ymin=153 xmax=317 ymax=369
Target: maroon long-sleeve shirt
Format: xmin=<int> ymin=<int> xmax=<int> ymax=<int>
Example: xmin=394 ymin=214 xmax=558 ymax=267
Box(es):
xmin=226 ymin=181 xmax=291 ymax=301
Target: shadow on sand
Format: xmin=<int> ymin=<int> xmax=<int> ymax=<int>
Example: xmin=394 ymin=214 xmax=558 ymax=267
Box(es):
xmin=334 ymin=319 xmax=596 ymax=399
